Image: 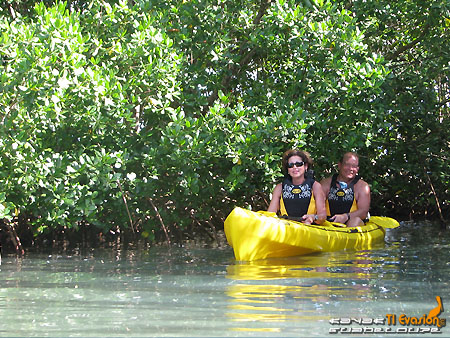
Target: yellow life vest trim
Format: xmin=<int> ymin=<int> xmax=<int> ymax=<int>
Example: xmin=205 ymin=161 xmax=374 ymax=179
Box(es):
xmin=307 ymin=192 xmax=316 ymax=215
xmin=350 ymin=198 xmax=358 ymax=213
xmin=280 ymin=197 xmax=288 ymax=216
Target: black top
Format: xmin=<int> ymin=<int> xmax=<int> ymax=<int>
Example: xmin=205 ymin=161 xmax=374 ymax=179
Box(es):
xmin=281 ymin=176 xmax=315 ymax=217
xmin=327 ymin=174 xmax=360 ymax=216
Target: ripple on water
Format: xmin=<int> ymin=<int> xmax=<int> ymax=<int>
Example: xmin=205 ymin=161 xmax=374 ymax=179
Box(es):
xmin=0 ymin=222 xmax=449 ymax=337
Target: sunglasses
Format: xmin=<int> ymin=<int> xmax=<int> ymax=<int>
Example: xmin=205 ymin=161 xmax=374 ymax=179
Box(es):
xmin=288 ymin=161 xmax=305 ymax=168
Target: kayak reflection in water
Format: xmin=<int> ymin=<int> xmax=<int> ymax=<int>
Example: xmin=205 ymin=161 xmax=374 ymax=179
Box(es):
xmin=320 ymin=152 xmax=371 ymax=227
xmin=267 ymin=149 xmax=326 ymax=225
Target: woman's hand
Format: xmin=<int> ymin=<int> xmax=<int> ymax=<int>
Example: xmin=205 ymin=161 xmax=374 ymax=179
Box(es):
xmin=329 ymin=213 xmax=349 ymax=224
xmin=315 ymin=213 xmax=327 ymax=225
xmin=302 ymin=214 xmax=315 ymax=225
xmin=302 ymin=213 xmax=327 ymax=225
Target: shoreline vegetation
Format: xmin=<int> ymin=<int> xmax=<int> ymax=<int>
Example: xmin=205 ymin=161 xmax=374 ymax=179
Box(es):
xmin=0 ymin=218 xmax=230 ymax=255
xmin=0 ymin=1 xmax=448 ymax=255
xmin=0 ymin=212 xmax=446 ymax=256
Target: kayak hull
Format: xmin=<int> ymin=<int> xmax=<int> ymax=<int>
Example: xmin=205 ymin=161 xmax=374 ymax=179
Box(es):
xmin=224 ymin=207 xmax=386 ymax=261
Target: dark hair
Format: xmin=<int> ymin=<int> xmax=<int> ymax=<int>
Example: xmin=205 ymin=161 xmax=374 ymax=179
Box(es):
xmin=281 ymin=149 xmax=313 ymax=175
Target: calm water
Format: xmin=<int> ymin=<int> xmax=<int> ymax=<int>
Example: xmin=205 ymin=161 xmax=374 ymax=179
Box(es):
xmin=1 ymin=221 xmax=449 ymax=337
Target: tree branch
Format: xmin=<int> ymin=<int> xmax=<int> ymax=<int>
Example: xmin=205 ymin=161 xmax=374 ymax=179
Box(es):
xmin=147 ymin=197 xmax=171 ymax=246
xmin=435 ymin=98 xmax=450 ymax=110
xmin=116 ymin=178 xmax=135 ymax=233
xmin=253 ymin=0 xmax=271 ymax=25
xmin=2 ymin=219 xmax=24 ymax=256
xmin=423 ymin=167 xmax=445 ymax=225
xmin=385 ymin=24 xmax=430 ymax=61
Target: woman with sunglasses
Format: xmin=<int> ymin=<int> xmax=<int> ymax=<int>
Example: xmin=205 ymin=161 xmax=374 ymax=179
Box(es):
xmin=268 ymin=149 xmax=326 ymax=224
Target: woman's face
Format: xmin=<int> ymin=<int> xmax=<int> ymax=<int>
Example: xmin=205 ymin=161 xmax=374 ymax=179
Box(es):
xmin=287 ymin=155 xmax=307 ymax=179
xmin=338 ymin=155 xmax=359 ymax=181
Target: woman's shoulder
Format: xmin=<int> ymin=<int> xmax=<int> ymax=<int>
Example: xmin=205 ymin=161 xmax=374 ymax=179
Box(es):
xmin=354 ymin=178 xmax=370 ymax=191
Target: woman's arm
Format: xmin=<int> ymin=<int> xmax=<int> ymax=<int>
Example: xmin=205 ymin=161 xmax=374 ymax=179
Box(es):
xmin=302 ymin=182 xmax=327 ymax=224
xmin=352 ymin=180 xmax=371 ymax=220
xmin=313 ymin=181 xmax=327 ymax=224
xmin=267 ymin=184 xmax=282 ymax=213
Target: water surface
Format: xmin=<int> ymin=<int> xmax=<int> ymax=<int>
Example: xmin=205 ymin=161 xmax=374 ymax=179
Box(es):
xmin=0 ymin=221 xmax=449 ymax=337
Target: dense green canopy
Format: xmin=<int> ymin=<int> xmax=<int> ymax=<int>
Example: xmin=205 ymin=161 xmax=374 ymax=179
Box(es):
xmin=0 ymin=0 xmax=449 ymax=248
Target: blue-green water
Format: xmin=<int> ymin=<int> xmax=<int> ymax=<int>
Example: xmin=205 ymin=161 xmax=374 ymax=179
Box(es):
xmin=0 ymin=221 xmax=449 ymax=337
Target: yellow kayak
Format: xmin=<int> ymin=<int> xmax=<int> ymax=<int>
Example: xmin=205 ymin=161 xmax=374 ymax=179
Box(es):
xmin=224 ymin=207 xmax=388 ymax=261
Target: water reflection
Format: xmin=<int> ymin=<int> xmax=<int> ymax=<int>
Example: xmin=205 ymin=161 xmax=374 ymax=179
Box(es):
xmin=0 ymin=222 xmax=449 ymax=337
xmin=225 ymin=251 xmax=399 ymax=333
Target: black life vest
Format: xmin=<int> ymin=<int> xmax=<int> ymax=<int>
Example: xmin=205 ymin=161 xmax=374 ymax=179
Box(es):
xmin=280 ymin=176 xmax=316 ymax=217
xmin=326 ymin=174 xmax=359 ymax=216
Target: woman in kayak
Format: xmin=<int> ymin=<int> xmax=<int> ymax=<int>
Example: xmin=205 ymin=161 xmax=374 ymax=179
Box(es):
xmin=268 ymin=149 xmax=326 ymax=224
xmin=320 ymin=152 xmax=370 ymax=227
